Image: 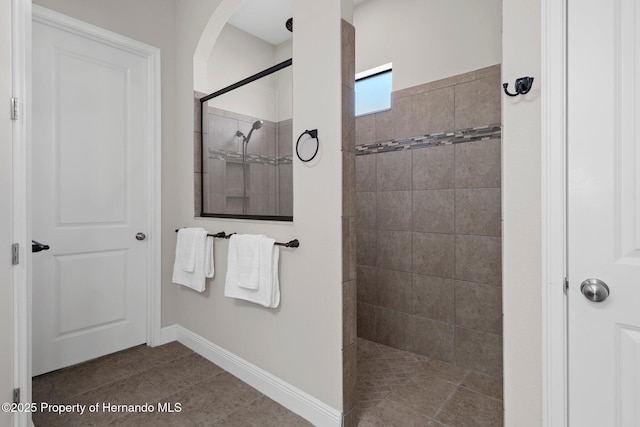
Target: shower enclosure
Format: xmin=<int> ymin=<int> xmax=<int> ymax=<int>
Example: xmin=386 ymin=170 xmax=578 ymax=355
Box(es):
xmin=197 ymin=59 xmax=293 ymax=220
xmin=353 ymin=65 xmax=504 ymax=422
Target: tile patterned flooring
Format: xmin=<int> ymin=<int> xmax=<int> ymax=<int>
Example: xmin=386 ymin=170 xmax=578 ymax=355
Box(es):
xmin=32 ymin=342 xmax=311 ymax=426
xmin=33 ymin=339 xmax=503 ymax=426
xmin=356 ymin=339 xmax=503 ymax=427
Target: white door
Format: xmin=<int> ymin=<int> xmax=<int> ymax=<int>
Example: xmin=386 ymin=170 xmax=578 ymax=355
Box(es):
xmin=1 ymin=0 xmax=14 ymax=423
xmin=32 ymin=13 xmax=151 ymax=376
xmin=568 ymin=0 xmax=640 ymax=425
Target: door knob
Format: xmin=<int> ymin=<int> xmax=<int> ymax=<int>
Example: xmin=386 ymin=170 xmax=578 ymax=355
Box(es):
xmin=31 ymin=240 xmax=50 ymax=253
xmin=135 ymin=232 xmax=146 ymax=241
xmin=580 ymin=278 xmax=610 ymax=302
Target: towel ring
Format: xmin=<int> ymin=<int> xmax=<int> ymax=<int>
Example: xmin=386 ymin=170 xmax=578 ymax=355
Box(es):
xmin=296 ymin=129 xmax=319 ymax=162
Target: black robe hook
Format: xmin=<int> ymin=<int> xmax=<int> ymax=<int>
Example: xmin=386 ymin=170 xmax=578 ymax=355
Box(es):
xmin=503 ymin=77 xmax=534 ymax=97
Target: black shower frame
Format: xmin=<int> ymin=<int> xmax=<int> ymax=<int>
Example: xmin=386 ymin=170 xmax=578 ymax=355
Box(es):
xmin=199 ymin=58 xmax=293 ymax=222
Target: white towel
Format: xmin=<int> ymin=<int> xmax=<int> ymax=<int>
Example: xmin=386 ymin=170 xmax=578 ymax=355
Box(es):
xmin=226 ymin=234 xmax=264 ymax=290
xmin=224 ymin=234 xmax=280 ymax=308
xmin=174 ymin=228 xmax=199 ymax=272
xmin=172 ymin=228 xmax=214 ymax=292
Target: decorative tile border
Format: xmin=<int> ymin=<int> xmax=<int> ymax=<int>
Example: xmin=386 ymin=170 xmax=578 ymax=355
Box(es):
xmin=355 ymin=124 xmax=501 ymax=156
xmin=277 ymin=156 xmax=293 ymax=165
xmin=205 ymin=125 xmax=500 ymax=162
xmin=207 ymin=148 xmax=292 ymax=166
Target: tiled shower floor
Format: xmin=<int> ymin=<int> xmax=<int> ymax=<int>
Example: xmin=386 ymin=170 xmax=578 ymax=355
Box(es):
xmin=32 ymin=339 xmax=503 ymax=426
xmin=356 ymin=338 xmax=504 ymax=427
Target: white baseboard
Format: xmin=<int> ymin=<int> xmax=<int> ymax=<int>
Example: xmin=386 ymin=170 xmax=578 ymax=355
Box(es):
xmin=158 ymin=325 xmax=342 ymax=427
xmin=158 ymin=324 xmax=179 ymax=345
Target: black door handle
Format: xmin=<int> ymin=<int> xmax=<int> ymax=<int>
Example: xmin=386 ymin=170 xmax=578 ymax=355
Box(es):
xmin=32 ymin=240 xmax=50 ymax=253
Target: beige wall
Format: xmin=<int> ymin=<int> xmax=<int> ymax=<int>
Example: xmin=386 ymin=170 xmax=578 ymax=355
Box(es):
xmin=276 ymin=40 xmax=294 ymax=121
xmin=206 ymin=24 xmax=292 ymax=122
xmin=171 ymin=0 xmax=347 ymax=410
xmin=207 ymin=24 xmax=277 ymax=94
xmin=502 ymin=0 xmax=543 ymax=425
xmin=354 ymin=0 xmax=502 ymax=92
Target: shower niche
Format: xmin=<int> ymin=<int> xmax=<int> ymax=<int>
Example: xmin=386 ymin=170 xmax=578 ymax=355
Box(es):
xmin=197 ymin=1 xmax=293 ymax=221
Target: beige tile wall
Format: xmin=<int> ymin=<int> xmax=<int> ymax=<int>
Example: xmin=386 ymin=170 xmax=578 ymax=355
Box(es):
xmin=355 ymin=65 xmax=503 ymax=379
xmin=341 ymin=19 xmax=358 ymax=427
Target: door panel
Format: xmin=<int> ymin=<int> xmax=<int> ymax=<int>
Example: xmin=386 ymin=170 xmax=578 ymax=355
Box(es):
xmin=32 ymin=16 xmax=149 ymax=376
xmin=617 ymin=325 xmax=640 ymax=426
xmin=568 ymin=0 xmax=640 ymax=425
xmin=57 ymin=52 xmax=129 ymax=225
xmin=57 ymin=250 xmax=128 ymax=334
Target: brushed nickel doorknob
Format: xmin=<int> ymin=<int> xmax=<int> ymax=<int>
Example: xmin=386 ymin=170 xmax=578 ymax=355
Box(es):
xmin=135 ymin=232 xmax=146 ymax=241
xmin=580 ymin=278 xmax=610 ymax=302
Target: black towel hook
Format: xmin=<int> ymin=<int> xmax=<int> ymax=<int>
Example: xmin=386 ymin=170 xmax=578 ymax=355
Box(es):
xmin=503 ymin=77 xmax=534 ymax=97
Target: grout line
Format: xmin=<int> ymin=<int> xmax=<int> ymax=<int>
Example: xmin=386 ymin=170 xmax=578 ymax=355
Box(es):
xmin=108 ymin=409 xmax=133 ymax=425
xmin=131 ymin=350 xmax=195 ymax=374
xmin=409 ymin=147 xmax=416 ymax=356
xmin=60 ymin=371 xmax=140 ymax=400
xmin=453 ymin=84 xmax=457 ymax=130
xmin=356 ymin=227 xmax=501 ymax=239
xmin=355 ymin=261 xmax=502 ymax=286
xmin=431 ymin=382 xmax=460 ymax=422
xmin=356 ymin=186 xmax=502 ymax=194
xmin=458 ymin=385 xmax=505 ymax=403
xmin=361 ymin=306 xmax=503 ymax=339
xmin=182 ymin=410 xmax=201 ymax=426
xmin=141 ymin=363 xmax=226 ymax=402
xmin=452 ymin=142 xmax=458 ymax=370
xmin=215 ymin=395 xmax=266 ymax=424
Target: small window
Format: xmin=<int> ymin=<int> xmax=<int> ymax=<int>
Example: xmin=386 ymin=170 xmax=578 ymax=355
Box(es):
xmin=355 ymin=64 xmax=392 ymax=116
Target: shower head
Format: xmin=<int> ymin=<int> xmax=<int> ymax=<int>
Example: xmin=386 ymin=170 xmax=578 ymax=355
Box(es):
xmin=244 ymin=120 xmax=264 ymax=144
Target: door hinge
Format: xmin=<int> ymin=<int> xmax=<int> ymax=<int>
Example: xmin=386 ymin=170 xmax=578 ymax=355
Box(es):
xmin=564 ymin=277 xmax=569 ymax=295
xmin=13 ymin=388 xmax=19 ymax=404
xmin=10 ymin=97 xmax=18 ymax=121
xmin=12 ymin=243 xmax=19 ymax=265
